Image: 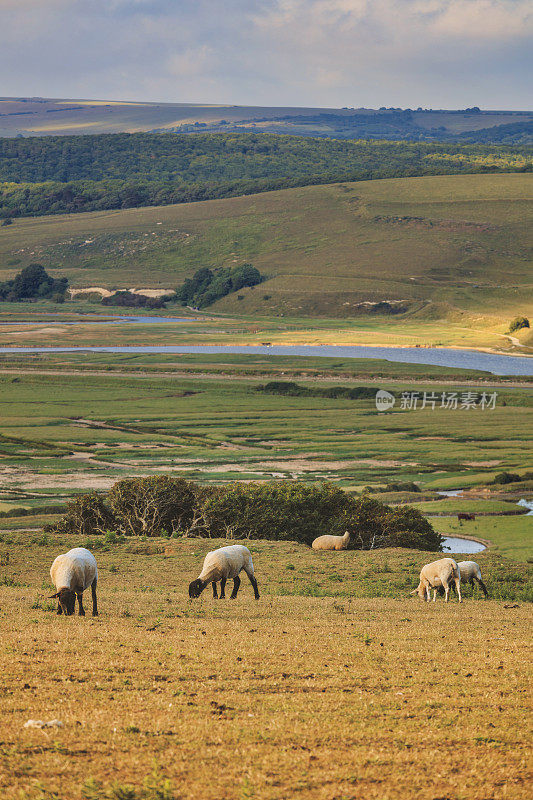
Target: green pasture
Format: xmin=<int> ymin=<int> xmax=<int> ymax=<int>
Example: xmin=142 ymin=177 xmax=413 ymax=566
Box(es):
xmin=434 ymin=515 xmax=532 ymax=561
xmin=1 ymin=173 xmax=532 ymax=326
xmin=410 ymin=498 xmax=526 ymax=515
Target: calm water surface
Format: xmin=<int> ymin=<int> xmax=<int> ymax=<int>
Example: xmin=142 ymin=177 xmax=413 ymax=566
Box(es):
xmin=441 ymin=536 xmax=486 ymax=554
xmin=0 ymin=343 xmax=531 ymax=376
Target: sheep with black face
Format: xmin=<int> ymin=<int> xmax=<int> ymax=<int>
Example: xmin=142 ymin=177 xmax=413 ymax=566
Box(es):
xmin=49 ymin=547 xmax=98 ymax=616
xmin=189 ymin=544 xmax=259 ymax=600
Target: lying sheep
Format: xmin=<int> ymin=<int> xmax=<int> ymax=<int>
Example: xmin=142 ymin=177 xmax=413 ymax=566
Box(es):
xmin=410 ymin=557 xmax=462 ymax=603
xmin=189 ymin=544 xmax=260 ymax=600
xmin=312 ymin=531 xmax=351 ymax=551
xmin=49 ymin=547 xmax=98 ymax=616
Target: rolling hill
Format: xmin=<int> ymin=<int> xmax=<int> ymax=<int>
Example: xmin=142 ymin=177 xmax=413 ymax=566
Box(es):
xmin=1 ymin=97 xmax=532 ymax=142
xmin=1 ymin=173 xmax=531 ymax=323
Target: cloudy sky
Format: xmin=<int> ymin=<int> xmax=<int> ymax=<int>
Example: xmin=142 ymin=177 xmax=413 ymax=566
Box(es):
xmin=2 ymin=0 xmax=532 ymax=109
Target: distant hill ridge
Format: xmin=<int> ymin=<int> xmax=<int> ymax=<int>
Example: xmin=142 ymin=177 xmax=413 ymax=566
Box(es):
xmin=0 ymin=97 xmax=532 ymax=143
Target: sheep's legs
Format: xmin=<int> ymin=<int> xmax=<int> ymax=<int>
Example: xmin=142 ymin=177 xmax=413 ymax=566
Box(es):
xmin=77 ymin=593 xmax=85 ymax=616
xmin=212 ymin=582 xmax=218 ymax=599
xmin=91 ymin=578 xmax=98 ymax=616
xmin=230 ymin=576 xmax=240 ymax=598
xmin=455 ymin=579 xmax=462 ymax=603
xmin=476 ymin=577 xmax=489 ymax=598
xmin=220 ymin=578 xmax=227 ymax=599
xmin=248 ymin=574 xmax=260 ymax=600
xmin=56 ymin=602 xmax=62 ymax=615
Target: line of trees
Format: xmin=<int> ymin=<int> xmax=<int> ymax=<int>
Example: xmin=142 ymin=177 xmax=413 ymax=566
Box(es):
xmin=46 ymin=476 xmax=442 ymax=551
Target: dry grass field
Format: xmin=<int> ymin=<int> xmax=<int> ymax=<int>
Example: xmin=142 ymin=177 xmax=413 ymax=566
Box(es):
xmin=1 ymin=534 xmax=531 ymax=800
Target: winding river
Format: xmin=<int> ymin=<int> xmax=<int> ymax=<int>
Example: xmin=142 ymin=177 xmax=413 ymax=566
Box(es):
xmin=0 ymin=342 xmax=531 ymax=376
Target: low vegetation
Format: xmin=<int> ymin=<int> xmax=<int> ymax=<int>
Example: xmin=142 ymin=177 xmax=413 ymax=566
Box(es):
xmin=1 ymin=173 xmax=531 ymax=323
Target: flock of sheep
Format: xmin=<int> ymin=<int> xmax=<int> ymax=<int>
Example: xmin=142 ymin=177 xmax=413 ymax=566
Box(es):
xmin=48 ymin=534 xmax=488 ymax=616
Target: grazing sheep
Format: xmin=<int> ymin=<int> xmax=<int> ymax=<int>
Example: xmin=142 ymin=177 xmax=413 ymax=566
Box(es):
xmin=437 ymin=560 xmax=489 ymax=598
xmin=49 ymin=547 xmax=98 ymax=616
xmin=410 ymin=557 xmax=462 ymax=603
xmin=457 ymin=561 xmax=488 ymax=597
xmin=189 ymin=544 xmax=260 ymax=600
xmin=312 ymin=531 xmax=351 ymax=551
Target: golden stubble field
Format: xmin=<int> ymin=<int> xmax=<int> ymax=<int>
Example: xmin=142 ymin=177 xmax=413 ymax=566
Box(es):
xmin=0 ymin=537 xmax=531 ymax=800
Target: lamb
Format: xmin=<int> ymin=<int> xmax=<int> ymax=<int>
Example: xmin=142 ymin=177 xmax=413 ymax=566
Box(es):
xmin=49 ymin=547 xmax=98 ymax=616
xmin=457 ymin=561 xmax=488 ymax=597
xmin=410 ymin=557 xmax=462 ymax=603
xmin=312 ymin=531 xmax=351 ymax=551
xmin=188 ymin=544 xmax=260 ymax=600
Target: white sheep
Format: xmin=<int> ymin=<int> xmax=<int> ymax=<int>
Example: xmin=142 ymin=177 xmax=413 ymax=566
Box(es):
xmin=457 ymin=561 xmax=488 ymax=597
xmin=410 ymin=557 xmax=462 ymax=603
xmin=188 ymin=544 xmax=260 ymax=600
xmin=312 ymin=531 xmax=351 ymax=551
xmin=49 ymin=547 xmax=98 ymax=616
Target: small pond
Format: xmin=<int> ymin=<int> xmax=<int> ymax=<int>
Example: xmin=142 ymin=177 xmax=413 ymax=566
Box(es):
xmin=441 ymin=536 xmax=486 ymax=554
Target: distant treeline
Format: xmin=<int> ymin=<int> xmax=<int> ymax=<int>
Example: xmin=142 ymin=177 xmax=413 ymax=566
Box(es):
xmin=0 ymin=132 xmax=531 ymax=218
xmin=257 ymin=381 xmax=378 ymax=400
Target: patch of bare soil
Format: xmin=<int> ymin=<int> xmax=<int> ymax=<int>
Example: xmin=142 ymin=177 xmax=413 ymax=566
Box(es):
xmin=463 ymin=460 xmax=502 ymax=467
xmin=0 ymin=468 xmax=116 ymax=491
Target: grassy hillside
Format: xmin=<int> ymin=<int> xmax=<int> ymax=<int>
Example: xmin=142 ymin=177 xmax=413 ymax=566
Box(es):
xmin=1 ymin=173 xmax=531 ymax=321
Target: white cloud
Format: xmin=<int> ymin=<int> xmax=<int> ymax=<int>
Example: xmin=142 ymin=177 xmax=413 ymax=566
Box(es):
xmin=0 ymin=0 xmax=531 ymax=108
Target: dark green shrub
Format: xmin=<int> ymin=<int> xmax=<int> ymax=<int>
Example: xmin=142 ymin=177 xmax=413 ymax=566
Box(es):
xmin=384 ymin=481 xmax=421 ymax=492
xmin=200 ymin=481 xmax=353 ymax=544
xmin=509 ymin=316 xmax=530 ymax=333
xmin=45 ymin=492 xmax=115 ymax=536
xmin=493 ymin=471 xmax=521 ymax=484
xmin=107 ymin=476 xmax=198 ymax=536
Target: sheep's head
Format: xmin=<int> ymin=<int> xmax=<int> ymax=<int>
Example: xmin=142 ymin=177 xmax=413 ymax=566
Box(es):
xmin=410 ymin=584 xmax=426 ymax=601
xmin=49 ymin=588 xmax=76 ymax=615
xmin=188 ymin=579 xmax=205 ymax=599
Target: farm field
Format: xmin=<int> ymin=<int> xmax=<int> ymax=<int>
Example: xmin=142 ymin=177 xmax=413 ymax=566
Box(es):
xmin=0 ymin=362 xmax=532 ymax=511
xmin=1 ymin=173 xmax=532 ymax=337
xmin=0 ymin=534 xmax=531 ymax=800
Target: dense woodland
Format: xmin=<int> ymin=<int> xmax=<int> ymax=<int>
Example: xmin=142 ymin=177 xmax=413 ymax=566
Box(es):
xmin=0 ymin=132 xmax=531 ymax=218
